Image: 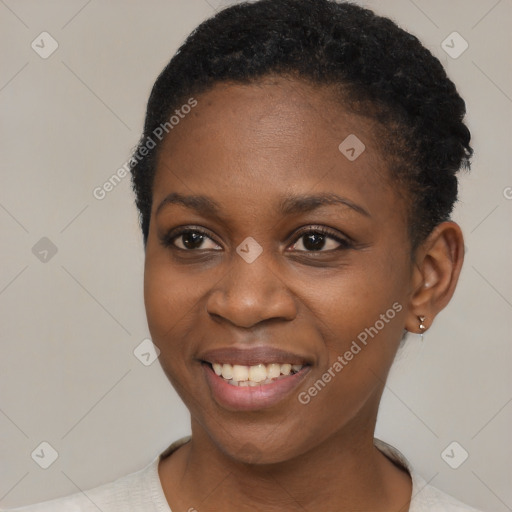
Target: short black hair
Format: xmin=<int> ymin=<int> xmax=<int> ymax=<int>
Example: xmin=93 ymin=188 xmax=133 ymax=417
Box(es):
xmin=130 ymin=0 xmax=472 ymax=249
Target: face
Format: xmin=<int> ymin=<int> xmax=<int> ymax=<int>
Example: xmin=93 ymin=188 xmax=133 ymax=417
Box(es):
xmin=144 ymin=78 xmax=414 ymax=464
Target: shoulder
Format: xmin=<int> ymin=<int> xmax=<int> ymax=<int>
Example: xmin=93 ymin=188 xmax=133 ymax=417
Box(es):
xmin=2 ymin=491 xmax=99 ymax=512
xmin=374 ymin=438 xmax=484 ymax=512
xmin=2 ymin=457 xmax=163 ymax=512
xmin=2 ymin=437 xmax=190 ymax=512
xmin=412 ymin=480 xmax=483 ymax=511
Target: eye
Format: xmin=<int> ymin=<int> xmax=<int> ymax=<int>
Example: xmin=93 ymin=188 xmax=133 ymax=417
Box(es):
xmin=161 ymin=227 xmax=221 ymax=251
xmin=161 ymin=225 xmax=352 ymax=253
xmin=290 ymin=226 xmax=352 ymax=252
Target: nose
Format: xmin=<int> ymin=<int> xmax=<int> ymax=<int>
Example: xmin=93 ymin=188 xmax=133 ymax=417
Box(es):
xmin=206 ymin=250 xmax=297 ymax=329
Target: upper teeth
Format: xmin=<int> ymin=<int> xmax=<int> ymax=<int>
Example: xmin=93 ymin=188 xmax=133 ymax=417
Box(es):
xmin=212 ymin=363 xmax=303 ymax=385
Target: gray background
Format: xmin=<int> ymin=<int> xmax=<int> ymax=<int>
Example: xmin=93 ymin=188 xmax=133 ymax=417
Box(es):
xmin=0 ymin=0 xmax=511 ymax=510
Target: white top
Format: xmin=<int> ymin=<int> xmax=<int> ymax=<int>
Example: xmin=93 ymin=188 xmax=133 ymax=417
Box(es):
xmin=3 ymin=437 xmax=482 ymax=512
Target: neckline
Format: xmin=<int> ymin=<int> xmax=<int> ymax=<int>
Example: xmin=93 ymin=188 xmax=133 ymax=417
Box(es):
xmin=152 ymin=436 xmax=423 ymax=511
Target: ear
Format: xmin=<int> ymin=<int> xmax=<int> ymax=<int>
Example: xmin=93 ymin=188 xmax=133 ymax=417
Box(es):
xmin=405 ymin=221 xmax=465 ymax=335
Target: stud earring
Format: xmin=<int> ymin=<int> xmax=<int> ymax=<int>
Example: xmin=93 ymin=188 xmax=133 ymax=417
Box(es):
xmin=419 ymin=316 xmax=426 ymax=341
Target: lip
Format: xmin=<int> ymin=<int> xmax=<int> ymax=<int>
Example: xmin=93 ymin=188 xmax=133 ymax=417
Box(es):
xmin=203 ymin=362 xmax=311 ymax=411
xmin=199 ymin=346 xmax=312 ymax=366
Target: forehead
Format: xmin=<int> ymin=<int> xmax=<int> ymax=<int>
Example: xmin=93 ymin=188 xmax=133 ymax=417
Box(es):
xmin=153 ymin=78 xmax=399 ymax=221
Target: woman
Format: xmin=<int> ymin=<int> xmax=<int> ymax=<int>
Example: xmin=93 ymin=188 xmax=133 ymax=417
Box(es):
xmin=6 ymin=0 xmax=482 ymax=510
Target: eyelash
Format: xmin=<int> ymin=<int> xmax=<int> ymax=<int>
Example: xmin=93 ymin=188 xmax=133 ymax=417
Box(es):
xmin=160 ymin=225 xmax=353 ymax=253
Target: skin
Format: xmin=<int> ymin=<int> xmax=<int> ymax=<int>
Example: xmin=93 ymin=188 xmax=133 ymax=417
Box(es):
xmin=143 ymin=77 xmax=465 ymax=511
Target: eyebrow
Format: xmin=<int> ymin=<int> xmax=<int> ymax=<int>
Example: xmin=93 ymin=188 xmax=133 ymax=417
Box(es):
xmin=155 ymin=192 xmax=370 ymax=218
xmin=156 ymin=192 xmax=222 ymax=217
xmin=279 ymin=193 xmax=370 ymax=217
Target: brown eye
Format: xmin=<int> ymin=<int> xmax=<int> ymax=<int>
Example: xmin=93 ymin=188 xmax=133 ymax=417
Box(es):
xmin=161 ymin=228 xmax=222 ymax=251
xmin=290 ymin=227 xmax=352 ymax=252
xmin=178 ymin=231 xmax=207 ymax=250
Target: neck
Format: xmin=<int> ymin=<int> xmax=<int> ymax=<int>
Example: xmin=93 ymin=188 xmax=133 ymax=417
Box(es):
xmin=159 ymin=410 xmax=411 ymax=511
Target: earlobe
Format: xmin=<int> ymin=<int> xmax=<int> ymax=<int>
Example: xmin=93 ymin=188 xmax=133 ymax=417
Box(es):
xmin=405 ymin=221 xmax=465 ymax=335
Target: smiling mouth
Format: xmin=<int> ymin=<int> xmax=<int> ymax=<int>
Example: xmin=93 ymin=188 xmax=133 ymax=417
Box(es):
xmin=204 ymin=362 xmax=305 ymax=386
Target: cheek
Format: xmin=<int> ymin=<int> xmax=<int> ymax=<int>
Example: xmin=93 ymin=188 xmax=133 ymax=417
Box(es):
xmin=142 ymin=251 xmax=225 ymax=385
xmin=301 ymin=272 xmax=407 ymax=414
xmin=143 ymin=263 xmax=174 ymax=338
xmin=297 ymin=251 xmax=407 ymax=340
xmin=294 ymin=305 xmax=405 ymax=445
xmin=295 ymin=253 xmax=408 ymax=391
xmin=143 ymin=260 xmax=199 ymax=397
xmin=143 ymin=247 xmax=200 ymax=325
xmin=143 ymin=254 xmax=196 ymax=351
